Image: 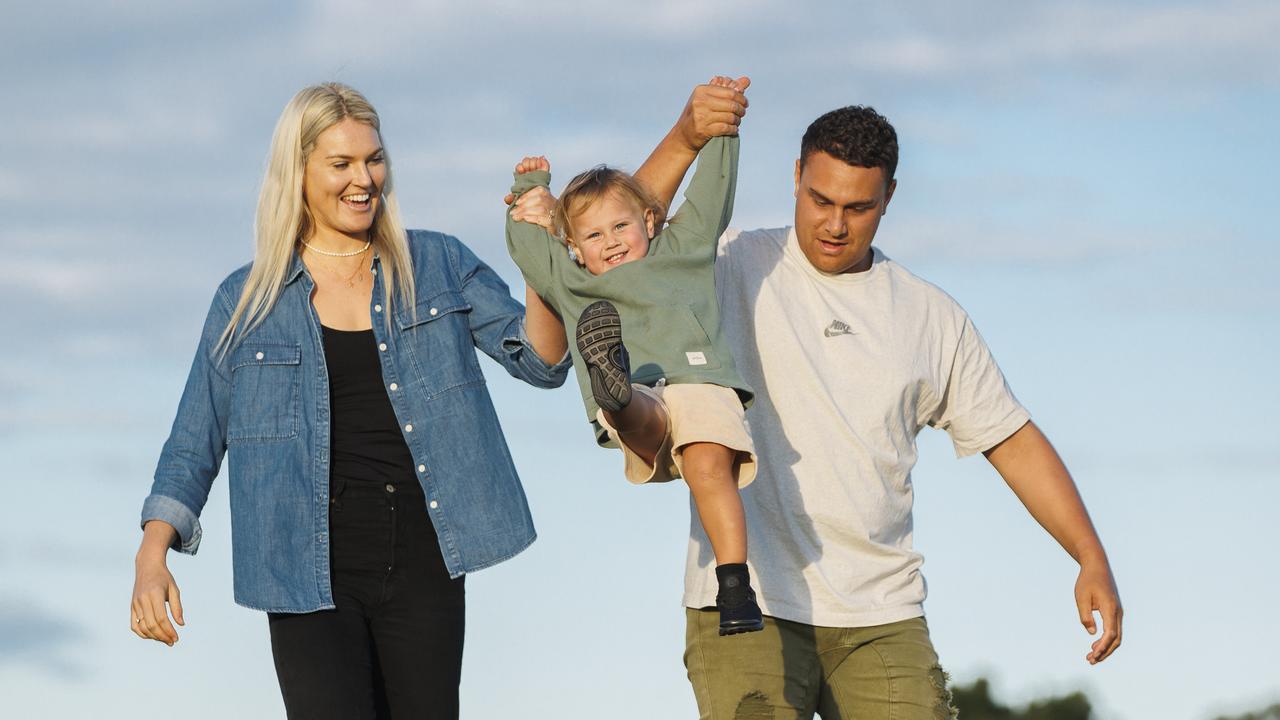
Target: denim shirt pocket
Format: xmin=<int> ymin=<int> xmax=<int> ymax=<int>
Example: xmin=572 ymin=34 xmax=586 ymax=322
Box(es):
xmin=395 ymin=290 xmax=482 ymax=398
xmin=227 ymin=342 xmax=301 ymax=442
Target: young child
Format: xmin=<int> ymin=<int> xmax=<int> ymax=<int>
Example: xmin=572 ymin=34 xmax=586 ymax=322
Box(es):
xmin=505 ymin=82 xmax=762 ymax=635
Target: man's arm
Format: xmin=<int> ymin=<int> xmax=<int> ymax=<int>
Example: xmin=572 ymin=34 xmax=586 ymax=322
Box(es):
xmin=984 ymin=421 xmax=1123 ymax=665
xmin=634 ymin=76 xmax=749 ymax=215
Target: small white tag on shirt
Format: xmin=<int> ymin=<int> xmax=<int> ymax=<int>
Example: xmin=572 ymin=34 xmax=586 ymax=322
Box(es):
xmin=686 ymin=351 xmax=707 ymax=366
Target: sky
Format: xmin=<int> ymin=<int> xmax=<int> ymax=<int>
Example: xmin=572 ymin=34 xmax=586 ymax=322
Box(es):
xmin=1 ymin=1 xmax=1278 ymax=717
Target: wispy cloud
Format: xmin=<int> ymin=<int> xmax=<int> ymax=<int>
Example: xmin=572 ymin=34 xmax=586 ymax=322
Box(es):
xmin=0 ymin=598 xmax=90 ymax=680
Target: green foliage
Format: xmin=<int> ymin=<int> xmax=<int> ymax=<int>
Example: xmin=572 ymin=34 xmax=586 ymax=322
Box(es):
xmin=950 ymin=677 xmax=1093 ymax=720
xmin=1212 ymin=703 xmax=1280 ymax=720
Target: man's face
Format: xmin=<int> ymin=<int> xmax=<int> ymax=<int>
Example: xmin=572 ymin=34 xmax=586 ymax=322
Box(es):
xmin=793 ymin=151 xmax=896 ymax=274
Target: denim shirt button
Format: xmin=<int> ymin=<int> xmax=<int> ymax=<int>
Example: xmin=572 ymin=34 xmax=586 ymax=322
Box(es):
xmin=417 ymin=464 xmax=426 ymax=473
xmin=389 ymin=383 xmax=398 ymax=392
xmin=379 ymin=343 xmax=388 ymax=352
xmin=430 ymin=308 xmax=438 ymax=316
xmin=255 ymin=351 xmax=264 ymax=360
xmin=404 ymin=423 xmax=413 ymax=433
xmin=374 ymin=304 xmax=382 ymax=313
xmin=429 ymin=500 xmax=439 ymax=509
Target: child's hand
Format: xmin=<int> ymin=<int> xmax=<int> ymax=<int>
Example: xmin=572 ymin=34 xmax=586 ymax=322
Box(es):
xmin=708 ymin=75 xmax=747 ymax=92
xmin=511 ymin=186 xmax=557 ymax=231
xmin=515 ymin=155 xmax=550 ymax=175
xmin=674 ymin=75 xmax=750 ymax=153
xmin=504 ymin=156 xmax=555 ymax=221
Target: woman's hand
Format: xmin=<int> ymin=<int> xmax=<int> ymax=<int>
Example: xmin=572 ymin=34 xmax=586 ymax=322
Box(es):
xmin=131 ymin=521 xmax=184 ymax=646
xmin=508 ymin=156 xmax=557 ymax=231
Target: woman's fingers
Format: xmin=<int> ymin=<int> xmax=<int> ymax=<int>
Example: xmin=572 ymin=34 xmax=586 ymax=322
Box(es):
xmin=142 ymin=591 xmax=176 ymax=645
xmin=132 ymin=571 xmax=179 ymax=645
xmin=169 ymin=579 xmax=185 ymax=626
xmin=513 ymin=186 xmax=555 ymax=229
xmin=130 ymin=599 xmax=147 ymax=639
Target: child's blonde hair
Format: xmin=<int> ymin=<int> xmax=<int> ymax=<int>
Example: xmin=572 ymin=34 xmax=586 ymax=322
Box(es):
xmin=553 ymin=166 xmax=666 ymax=244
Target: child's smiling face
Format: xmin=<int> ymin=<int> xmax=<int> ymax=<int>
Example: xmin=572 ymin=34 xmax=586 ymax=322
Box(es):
xmin=566 ymin=190 xmax=655 ymax=275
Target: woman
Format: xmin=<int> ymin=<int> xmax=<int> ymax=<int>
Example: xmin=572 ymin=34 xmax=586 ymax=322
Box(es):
xmin=129 ymin=83 xmax=571 ymax=718
xmin=130 ymin=79 xmax=748 ymax=718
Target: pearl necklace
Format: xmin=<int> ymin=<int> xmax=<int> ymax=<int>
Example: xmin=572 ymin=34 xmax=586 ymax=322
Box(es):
xmin=302 ymin=239 xmax=371 ymax=257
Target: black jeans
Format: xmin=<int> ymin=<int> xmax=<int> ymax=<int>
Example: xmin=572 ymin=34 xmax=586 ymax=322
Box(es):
xmin=268 ymin=480 xmax=465 ymax=720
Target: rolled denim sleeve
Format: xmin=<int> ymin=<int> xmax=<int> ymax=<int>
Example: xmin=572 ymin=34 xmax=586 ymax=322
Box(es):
xmin=448 ymin=235 xmax=571 ymax=388
xmin=140 ymin=285 xmax=235 ymax=555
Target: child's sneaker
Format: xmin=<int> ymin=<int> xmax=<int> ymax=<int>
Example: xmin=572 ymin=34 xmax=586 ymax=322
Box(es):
xmin=576 ymin=301 xmax=632 ymax=413
xmin=715 ymin=563 xmax=764 ymax=636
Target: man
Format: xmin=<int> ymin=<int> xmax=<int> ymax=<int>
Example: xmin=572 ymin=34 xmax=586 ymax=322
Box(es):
xmin=645 ymin=101 xmax=1122 ymax=719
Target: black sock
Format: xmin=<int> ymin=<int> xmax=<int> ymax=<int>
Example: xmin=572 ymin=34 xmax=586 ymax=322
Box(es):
xmin=715 ymin=563 xmax=751 ymax=606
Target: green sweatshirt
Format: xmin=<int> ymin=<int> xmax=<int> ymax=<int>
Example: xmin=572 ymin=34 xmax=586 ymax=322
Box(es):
xmin=506 ymin=135 xmax=753 ymax=434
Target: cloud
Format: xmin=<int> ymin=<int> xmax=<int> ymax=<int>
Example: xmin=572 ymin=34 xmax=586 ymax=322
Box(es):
xmin=822 ymin=1 xmax=1280 ymax=94
xmin=0 ymin=598 xmax=90 ymax=680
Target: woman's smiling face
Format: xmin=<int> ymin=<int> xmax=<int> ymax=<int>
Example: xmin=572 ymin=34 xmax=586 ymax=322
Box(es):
xmin=302 ymin=117 xmax=386 ymax=244
xmin=567 ymin=190 xmax=655 ymax=275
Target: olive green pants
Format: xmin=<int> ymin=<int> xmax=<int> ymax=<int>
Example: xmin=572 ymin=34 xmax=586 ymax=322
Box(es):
xmin=685 ymin=609 xmax=956 ymax=720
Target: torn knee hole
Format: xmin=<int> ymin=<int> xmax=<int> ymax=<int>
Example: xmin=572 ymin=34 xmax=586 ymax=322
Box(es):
xmin=733 ymin=690 xmax=772 ymax=720
xmin=928 ymin=664 xmax=958 ymax=720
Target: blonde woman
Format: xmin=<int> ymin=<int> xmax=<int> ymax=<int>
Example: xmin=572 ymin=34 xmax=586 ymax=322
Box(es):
xmin=129 ymin=80 xmax=749 ymax=718
xmin=127 ymin=83 xmax=574 ymax=718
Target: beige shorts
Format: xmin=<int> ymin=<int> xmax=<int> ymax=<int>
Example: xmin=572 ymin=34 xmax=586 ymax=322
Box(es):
xmin=596 ymin=383 xmax=757 ymax=488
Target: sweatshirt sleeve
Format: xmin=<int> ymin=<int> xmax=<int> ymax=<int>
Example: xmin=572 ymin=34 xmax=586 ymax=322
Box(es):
xmin=659 ymin=135 xmax=739 ymax=260
xmin=505 ymin=169 xmax=560 ymax=295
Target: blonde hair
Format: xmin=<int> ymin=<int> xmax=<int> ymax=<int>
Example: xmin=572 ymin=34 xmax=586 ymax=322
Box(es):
xmin=553 ymin=166 xmax=665 ymax=244
xmin=218 ymin=82 xmax=415 ymax=353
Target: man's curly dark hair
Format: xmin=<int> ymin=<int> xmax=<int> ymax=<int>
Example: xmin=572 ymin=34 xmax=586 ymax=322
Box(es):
xmin=800 ymin=106 xmax=898 ymax=186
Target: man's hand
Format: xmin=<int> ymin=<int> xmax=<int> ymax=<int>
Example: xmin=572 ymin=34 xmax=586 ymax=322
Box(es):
xmin=1076 ymin=559 xmax=1123 ymax=664
xmin=673 ymin=75 xmax=751 ymax=153
xmin=635 ymin=74 xmax=751 ymax=214
xmin=984 ymin=421 xmax=1124 ymax=665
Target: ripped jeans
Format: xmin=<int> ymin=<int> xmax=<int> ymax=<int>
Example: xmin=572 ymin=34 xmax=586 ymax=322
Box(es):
xmin=685 ymin=610 xmax=956 ymax=720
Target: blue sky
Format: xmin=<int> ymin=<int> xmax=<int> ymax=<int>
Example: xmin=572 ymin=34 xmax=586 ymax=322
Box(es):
xmin=1 ymin=1 xmax=1278 ymax=717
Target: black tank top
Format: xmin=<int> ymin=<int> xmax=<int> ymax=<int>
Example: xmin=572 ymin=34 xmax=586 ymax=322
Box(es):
xmin=321 ymin=326 xmax=417 ymax=491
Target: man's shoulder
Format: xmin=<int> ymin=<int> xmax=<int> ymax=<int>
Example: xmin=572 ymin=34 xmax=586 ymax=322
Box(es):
xmin=877 ymin=251 xmax=969 ymax=319
xmin=718 ymin=226 xmax=790 ymax=252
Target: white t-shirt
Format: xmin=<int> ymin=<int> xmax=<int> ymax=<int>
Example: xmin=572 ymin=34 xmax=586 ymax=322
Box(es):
xmin=683 ymin=227 xmax=1030 ymax=627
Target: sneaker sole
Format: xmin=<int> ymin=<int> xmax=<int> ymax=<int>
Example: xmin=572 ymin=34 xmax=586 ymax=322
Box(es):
xmin=719 ymin=619 xmax=765 ymax=636
xmin=575 ymin=301 xmax=632 ymax=413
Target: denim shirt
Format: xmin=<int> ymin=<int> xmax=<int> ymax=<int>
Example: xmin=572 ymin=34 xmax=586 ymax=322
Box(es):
xmin=141 ymin=230 xmax=571 ymax=613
